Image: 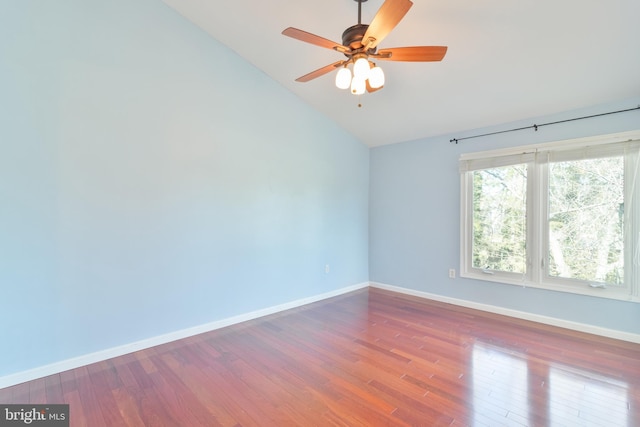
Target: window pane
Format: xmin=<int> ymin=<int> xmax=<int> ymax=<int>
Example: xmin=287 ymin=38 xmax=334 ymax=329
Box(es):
xmin=472 ymin=165 xmax=527 ymax=273
xmin=548 ymin=156 xmax=624 ymax=285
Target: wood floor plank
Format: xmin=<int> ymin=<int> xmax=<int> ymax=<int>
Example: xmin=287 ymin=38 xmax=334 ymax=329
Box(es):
xmin=111 ymin=387 xmax=147 ymax=426
xmin=44 ymin=374 xmax=64 ymax=402
xmin=74 ymin=366 xmax=107 ymax=426
xmin=28 ymin=376 xmax=47 ymax=404
xmin=1 ymin=287 xmax=639 ymax=426
xmin=7 ymin=380 xmax=29 ymax=404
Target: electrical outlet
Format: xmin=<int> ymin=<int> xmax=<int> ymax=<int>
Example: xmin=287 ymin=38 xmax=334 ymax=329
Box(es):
xmin=325 ymin=264 xmax=330 ymax=274
xmin=449 ymin=269 xmax=456 ymax=279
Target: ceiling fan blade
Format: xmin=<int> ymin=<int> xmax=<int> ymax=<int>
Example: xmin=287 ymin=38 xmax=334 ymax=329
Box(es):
xmin=375 ymin=46 xmax=448 ymax=62
xmin=362 ymin=0 xmax=413 ymax=49
xmin=295 ymin=61 xmax=346 ymax=82
xmin=282 ymin=27 xmax=350 ymax=53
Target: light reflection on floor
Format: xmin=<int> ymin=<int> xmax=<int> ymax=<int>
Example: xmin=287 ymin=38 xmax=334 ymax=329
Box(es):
xmin=471 ymin=341 xmax=630 ymax=426
xmin=549 ymin=366 xmax=628 ymax=426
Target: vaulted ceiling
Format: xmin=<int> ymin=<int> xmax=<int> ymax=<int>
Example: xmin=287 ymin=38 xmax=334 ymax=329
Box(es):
xmin=162 ymin=0 xmax=640 ymax=147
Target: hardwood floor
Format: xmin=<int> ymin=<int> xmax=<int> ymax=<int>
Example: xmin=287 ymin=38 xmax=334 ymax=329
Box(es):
xmin=1 ymin=287 xmax=639 ymax=426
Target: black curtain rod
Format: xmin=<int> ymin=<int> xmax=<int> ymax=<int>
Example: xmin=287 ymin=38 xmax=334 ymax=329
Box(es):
xmin=450 ymin=105 xmax=640 ymax=144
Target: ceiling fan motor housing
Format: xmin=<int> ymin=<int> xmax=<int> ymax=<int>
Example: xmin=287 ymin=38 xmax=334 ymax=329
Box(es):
xmin=341 ymin=24 xmax=376 ymax=54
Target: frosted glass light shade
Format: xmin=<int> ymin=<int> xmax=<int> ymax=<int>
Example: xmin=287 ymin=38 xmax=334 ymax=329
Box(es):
xmin=353 ymin=57 xmax=370 ymax=80
xmin=351 ymin=77 xmax=366 ymax=95
xmin=335 ymin=67 xmax=351 ymax=89
xmin=369 ymin=66 xmax=385 ymax=89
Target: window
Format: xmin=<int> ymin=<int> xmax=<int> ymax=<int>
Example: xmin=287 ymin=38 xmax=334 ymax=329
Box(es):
xmin=460 ymin=131 xmax=640 ymax=301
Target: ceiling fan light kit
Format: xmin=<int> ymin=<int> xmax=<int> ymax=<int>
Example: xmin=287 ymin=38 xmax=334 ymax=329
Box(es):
xmin=335 ymin=66 xmax=352 ymax=89
xmin=351 ymin=76 xmax=366 ymax=95
xmin=368 ymin=65 xmax=385 ymax=89
xmin=353 ymin=56 xmax=371 ymax=80
xmin=282 ymin=0 xmax=447 ymax=96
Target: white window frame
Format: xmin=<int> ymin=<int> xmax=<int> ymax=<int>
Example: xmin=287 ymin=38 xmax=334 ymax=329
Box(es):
xmin=459 ymin=130 xmax=640 ymax=302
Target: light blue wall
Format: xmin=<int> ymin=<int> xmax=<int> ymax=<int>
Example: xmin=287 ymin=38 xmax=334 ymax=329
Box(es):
xmin=370 ymin=97 xmax=640 ymax=335
xmin=0 ymin=1 xmax=369 ymax=377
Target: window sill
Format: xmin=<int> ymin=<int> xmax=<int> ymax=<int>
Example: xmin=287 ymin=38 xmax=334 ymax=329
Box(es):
xmin=460 ymin=271 xmax=639 ymax=303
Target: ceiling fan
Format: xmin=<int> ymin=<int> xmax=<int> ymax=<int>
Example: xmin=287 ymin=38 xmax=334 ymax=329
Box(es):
xmin=282 ymin=0 xmax=447 ymax=95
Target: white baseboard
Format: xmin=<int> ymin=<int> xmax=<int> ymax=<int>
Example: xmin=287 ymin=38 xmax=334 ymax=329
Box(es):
xmin=0 ymin=282 xmax=369 ymax=389
xmin=370 ymin=281 xmax=640 ymax=344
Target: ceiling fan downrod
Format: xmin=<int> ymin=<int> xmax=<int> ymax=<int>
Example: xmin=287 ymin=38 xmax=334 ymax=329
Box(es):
xmin=356 ymin=0 xmax=367 ymax=25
